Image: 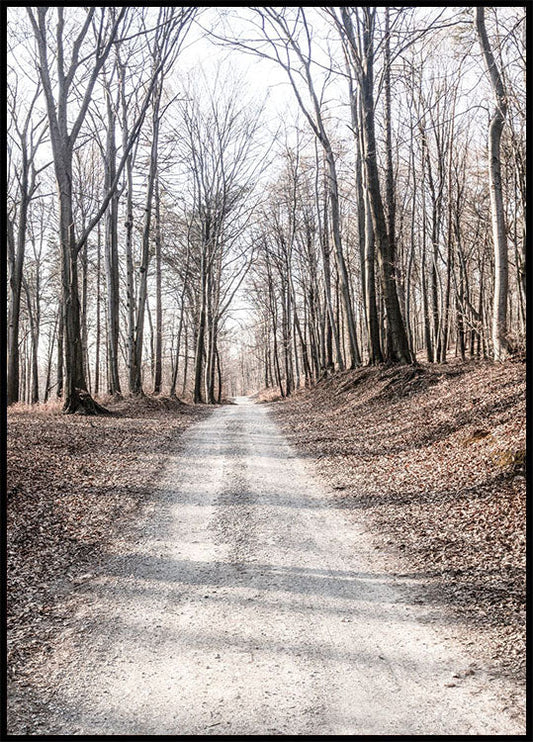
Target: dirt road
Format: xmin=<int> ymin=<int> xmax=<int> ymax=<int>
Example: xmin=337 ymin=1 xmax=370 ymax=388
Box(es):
xmin=19 ymin=397 xmax=523 ymax=735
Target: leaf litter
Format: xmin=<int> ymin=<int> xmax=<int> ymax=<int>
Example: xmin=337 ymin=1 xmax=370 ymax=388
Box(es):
xmin=7 ymin=395 xmax=208 ymax=721
xmin=6 ymin=365 xmax=526 ymax=730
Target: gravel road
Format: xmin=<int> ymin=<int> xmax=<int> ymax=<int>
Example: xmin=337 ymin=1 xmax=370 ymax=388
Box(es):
xmin=26 ymin=397 xmax=523 ymax=735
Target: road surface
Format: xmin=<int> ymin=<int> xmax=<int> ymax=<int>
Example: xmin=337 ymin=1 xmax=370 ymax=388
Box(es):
xmin=25 ymin=397 xmax=522 ymax=734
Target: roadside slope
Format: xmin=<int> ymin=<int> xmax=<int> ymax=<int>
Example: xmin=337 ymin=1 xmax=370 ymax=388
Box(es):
xmin=269 ymin=360 xmax=526 ymax=691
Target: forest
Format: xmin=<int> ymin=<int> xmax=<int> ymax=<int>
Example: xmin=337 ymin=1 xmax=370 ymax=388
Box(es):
xmin=7 ymin=6 xmax=526 ymax=413
xmin=6 ymin=6 xmax=527 ymax=736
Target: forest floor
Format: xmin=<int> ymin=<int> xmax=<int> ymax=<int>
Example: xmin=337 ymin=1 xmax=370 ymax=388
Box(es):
xmin=6 ymin=394 xmax=208 ymax=729
xmin=266 ymin=358 xmax=526 ymax=689
xmin=8 ymin=390 xmax=524 ymax=737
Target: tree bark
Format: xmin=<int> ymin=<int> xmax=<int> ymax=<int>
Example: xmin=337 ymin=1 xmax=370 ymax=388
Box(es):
xmin=26 ymin=7 xmax=125 ymax=413
xmin=131 ymin=82 xmax=162 ymax=395
xmin=153 ymin=174 xmax=163 ymax=394
xmin=104 ymin=75 xmax=122 ymax=397
xmin=342 ymin=7 xmax=413 ymax=365
xmin=7 ymin=128 xmax=38 ymax=404
xmin=475 ymin=7 xmax=509 ymax=361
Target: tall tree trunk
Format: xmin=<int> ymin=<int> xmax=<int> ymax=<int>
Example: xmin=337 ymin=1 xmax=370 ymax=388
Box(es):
xmin=94 ymin=222 xmax=102 ymax=396
xmin=7 ymin=212 xmax=25 ymax=405
xmin=194 ymin=271 xmax=207 ymax=404
xmin=421 ymin=213 xmax=433 ymax=363
xmin=7 ymin=88 xmax=42 ymax=404
xmin=315 ymin=154 xmax=342 ymax=371
xmin=43 ymin=311 xmax=58 ymax=403
xmin=147 ymin=298 xmax=156 ymax=382
xmin=56 ymin=295 xmax=64 ymax=399
xmin=383 ymin=6 xmax=397 ymax=361
xmin=325 ymin=146 xmax=361 ymax=368
xmin=420 ymin=135 xmax=434 ymax=362
xmin=266 ymin=267 xmax=285 ymax=398
xmin=170 ymin=299 xmax=186 ymax=398
xmin=346 ymin=7 xmax=413 ymax=365
xmin=353 ymin=84 xmax=382 ymax=364
xmin=22 ymin=277 xmax=40 ymax=404
xmin=281 ymin=278 xmax=293 ymax=396
xmin=216 ymin=348 xmax=222 ymax=403
xmin=170 ymin=246 xmax=191 ymax=398
xmin=182 ymin=323 xmax=189 ymax=398
xmin=7 ymin=169 xmax=32 ymax=404
xmin=124 ymin=155 xmax=136 ymax=393
xmin=104 ymin=83 xmax=122 ymax=397
xmin=119 ymin=61 xmax=137 ymax=395
xmin=80 ymin=240 xmax=91 ymax=393
xmin=131 ymin=84 xmax=162 ymax=395
xmin=475 ymin=7 xmax=509 ymax=361
xmin=153 ymin=174 xmax=163 ymax=394
xmin=363 ymin=188 xmax=382 ymax=364
xmin=59 ymin=181 xmax=95 ymax=413
xmin=27 ymin=6 xmax=121 ymax=414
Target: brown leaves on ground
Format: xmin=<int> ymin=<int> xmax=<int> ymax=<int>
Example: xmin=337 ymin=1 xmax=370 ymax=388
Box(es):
xmin=7 ymin=396 xmax=208 ymax=682
xmin=270 ymin=359 xmax=526 ymax=684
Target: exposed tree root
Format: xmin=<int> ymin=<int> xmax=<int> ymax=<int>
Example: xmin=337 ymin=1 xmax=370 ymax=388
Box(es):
xmin=62 ymin=389 xmax=112 ymax=416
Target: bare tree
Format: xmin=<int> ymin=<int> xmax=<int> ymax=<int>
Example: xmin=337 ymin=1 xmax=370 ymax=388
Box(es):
xmin=174 ymin=70 xmax=265 ymax=403
xmin=7 ymin=73 xmax=47 ymax=404
xmin=26 ymin=7 xmax=196 ymax=410
xmin=26 ymin=7 xmax=129 ymax=412
xmin=128 ymin=7 xmax=198 ymax=396
xmin=8 ymin=6 xmax=525 ymax=406
xmin=475 ymin=7 xmax=509 ymax=361
xmin=333 ymin=7 xmax=413 ymax=364
xmin=211 ymin=7 xmax=361 ymax=369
